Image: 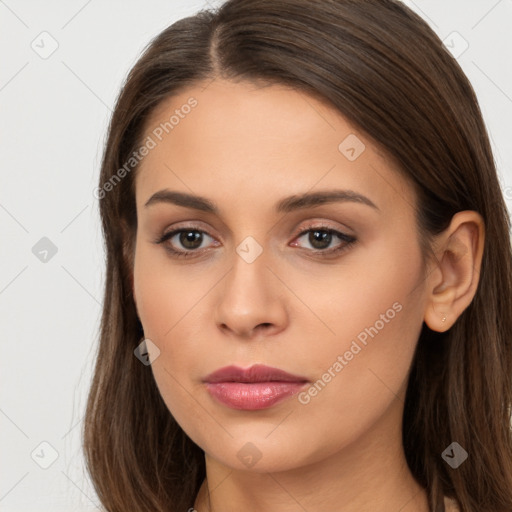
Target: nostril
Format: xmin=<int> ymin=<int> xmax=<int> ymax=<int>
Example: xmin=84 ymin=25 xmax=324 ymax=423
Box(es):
xmin=257 ymin=323 xmax=273 ymax=331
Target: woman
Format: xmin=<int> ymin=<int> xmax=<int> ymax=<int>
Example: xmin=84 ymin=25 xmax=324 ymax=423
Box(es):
xmin=83 ymin=1 xmax=512 ymax=511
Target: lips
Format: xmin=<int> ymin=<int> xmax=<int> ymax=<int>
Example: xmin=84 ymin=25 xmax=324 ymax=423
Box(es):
xmin=203 ymin=364 xmax=309 ymax=384
xmin=203 ymin=364 xmax=309 ymax=410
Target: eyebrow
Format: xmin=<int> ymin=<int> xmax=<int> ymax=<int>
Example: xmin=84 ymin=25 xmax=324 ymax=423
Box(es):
xmin=144 ymin=189 xmax=379 ymax=213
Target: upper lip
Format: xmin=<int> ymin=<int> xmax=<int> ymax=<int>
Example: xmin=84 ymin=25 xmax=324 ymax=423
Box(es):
xmin=203 ymin=364 xmax=309 ymax=383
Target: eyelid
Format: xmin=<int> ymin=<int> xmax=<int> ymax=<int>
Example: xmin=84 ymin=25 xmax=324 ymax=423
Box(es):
xmin=156 ymin=221 xmax=214 ymax=241
xmin=294 ymin=219 xmax=354 ymax=237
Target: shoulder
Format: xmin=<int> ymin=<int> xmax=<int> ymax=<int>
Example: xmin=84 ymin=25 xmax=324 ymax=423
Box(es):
xmin=444 ymin=496 xmax=460 ymax=511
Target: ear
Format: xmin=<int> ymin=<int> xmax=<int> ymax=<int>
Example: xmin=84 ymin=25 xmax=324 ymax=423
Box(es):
xmin=424 ymin=211 xmax=485 ymax=332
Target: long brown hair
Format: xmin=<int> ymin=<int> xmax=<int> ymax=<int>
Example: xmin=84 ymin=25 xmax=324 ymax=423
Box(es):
xmin=83 ymin=1 xmax=512 ymax=510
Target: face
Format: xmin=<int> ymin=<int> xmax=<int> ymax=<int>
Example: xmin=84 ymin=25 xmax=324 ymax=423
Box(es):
xmin=132 ymin=78 xmax=429 ymax=472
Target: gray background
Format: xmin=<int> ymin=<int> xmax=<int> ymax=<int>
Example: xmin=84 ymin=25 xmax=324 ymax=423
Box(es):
xmin=1 ymin=1 xmax=511 ymax=510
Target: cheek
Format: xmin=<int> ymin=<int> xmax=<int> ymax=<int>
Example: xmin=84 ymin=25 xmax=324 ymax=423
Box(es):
xmin=132 ymin=244 xmax=214 ymax=419
xmin=291 ymin=234 xmax=425 ymax=368
xmin=291 ymin=239 xmax=426 ymax=421
xmin=298 ymin=300 xmax=422 ymax=450
xmin=133 ymin=239 xmax=208 ymax=340
xmin=134 ymin=278 xmax=208 ymax=375
xmin=285 ymin=285 xmax=425 ymax=463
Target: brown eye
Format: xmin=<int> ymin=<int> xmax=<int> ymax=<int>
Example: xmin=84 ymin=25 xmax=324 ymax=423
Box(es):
xmin=178 ymin=230 xmax=204 ymax=250
xmin=292 ymin=226 xmax=356 ymax=256
xmin=307 ymin=230 xmax=334 ymax=250
xmin=155 ymin=228 xmax=218 ymax=258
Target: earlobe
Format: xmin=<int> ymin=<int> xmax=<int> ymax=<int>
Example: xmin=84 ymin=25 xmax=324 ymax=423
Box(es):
xmin=423 ymin=211 xmax=485 ymax=332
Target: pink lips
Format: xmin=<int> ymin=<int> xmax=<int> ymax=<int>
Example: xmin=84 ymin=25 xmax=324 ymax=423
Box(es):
xmin=203 ymin=364 xmax=309 ymax=410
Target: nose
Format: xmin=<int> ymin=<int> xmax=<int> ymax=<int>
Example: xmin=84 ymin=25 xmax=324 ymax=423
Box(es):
xmin=214 ymin=248 xmax=289 ymax=339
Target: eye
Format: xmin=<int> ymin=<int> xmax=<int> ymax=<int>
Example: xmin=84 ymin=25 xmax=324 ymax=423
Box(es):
xmin=154 ymin=226 xmax=219 ymax=258
xmin=291 ymin=224 xmax=357 ymax=257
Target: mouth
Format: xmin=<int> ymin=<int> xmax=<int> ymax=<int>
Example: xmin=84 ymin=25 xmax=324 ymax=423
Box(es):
xmin=203 ymin=364 xmax=309 ymax=410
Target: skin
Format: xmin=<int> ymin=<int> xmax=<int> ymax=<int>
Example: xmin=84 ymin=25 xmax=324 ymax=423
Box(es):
xmin=132 ymin=79 xmax=484 ymax=512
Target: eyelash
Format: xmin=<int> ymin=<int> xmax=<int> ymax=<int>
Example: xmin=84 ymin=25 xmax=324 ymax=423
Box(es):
xmin=153 ymin=223 xmax=357 ymax=259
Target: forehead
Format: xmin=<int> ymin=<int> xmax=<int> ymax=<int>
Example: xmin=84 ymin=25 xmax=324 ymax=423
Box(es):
xmin=135 ymin=79 xmax=415 ymax=216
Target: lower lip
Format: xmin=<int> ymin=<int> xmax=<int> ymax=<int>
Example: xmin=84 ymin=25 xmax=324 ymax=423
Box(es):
xmin=205 ymin=382 xmax=308 ymax=410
